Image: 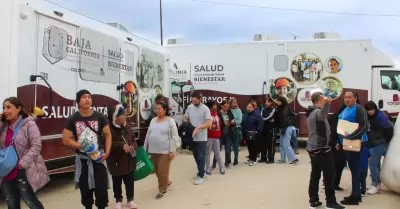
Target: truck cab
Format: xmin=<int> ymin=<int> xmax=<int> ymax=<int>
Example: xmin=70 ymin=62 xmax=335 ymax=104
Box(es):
xmin=372 ymin=49 xmax=400 ymax=121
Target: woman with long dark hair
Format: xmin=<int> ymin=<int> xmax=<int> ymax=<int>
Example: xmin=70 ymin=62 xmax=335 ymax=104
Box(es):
xmin=260 ymin=98 xmax=277 ymax=163
xmin=365 ymin=101 xmax=393 ymax=195
xmin=0 ymin=97 xmax=49 ymax=209
xmin=229 ymin=99 xmax=243 ymax=166
xmin=337 ymin=91 xmax=369 ymax=205
xmin=144 ymin=102 xmax=180 ymax=199
xmin=206 ymin=100 xmax=226 ymax=175
xmin=274 ymin=96 xmax=298 ymax=164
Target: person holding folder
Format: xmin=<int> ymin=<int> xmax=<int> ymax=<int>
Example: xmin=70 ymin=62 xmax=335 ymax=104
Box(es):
xmin=337 ymin=91 xmax=369 ymax=206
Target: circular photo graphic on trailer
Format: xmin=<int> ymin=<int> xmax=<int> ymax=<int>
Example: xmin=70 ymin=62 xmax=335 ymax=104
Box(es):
xmin=120 ymin=81 xmax=139 ymax=117
xmin=269 ymin=77 xmax=297 ymax=104
xmin=140 ymin=96 xmax=152 ymax=120
xmin=325 ymin=56 xmax=343 ymax=74
xmin=297 ymin=88 xmax=324 ymax=108
xmin=151 ymin=85 xmax=163 ymax=102
xmin=318 ymin=77 xmax=343 ymax=100
xmin=291 ymin=53 xmax=323 ymax=85
xmin=136 ymin=54 xmax=155 ymax=93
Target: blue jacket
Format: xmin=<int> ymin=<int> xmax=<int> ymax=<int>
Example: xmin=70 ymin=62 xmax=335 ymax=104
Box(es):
xmin=338 ymin=104 xmax=369 ymax=144
xmin=241 ymin=111 xmax=264 ymax=133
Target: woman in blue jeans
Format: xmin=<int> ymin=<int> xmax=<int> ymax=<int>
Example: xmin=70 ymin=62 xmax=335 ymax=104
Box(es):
xmin=364 ymin=101 xmax=393 ymax=195
xmin=229 ymin=99 xmax=242 ymax=166
xmin=274 ymin=96 xmax=298 ymax=164
xmin=337 ymin=91 xmax=369 ymax=205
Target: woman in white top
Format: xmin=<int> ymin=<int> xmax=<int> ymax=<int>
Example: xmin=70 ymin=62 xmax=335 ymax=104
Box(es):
xmin=144 ymin=102 xmax=180 ymax=199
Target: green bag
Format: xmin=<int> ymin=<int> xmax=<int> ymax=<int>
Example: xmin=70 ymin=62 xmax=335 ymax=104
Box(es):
xmin=134 ymin=147 xmax=154 ymax=181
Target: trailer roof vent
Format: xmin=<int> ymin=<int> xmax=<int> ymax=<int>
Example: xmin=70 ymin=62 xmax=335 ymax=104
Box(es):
xmin=167 ymin=38 xmax=187 ymax=45
xmin=253 ymin=34 xmax=279 ymax=41
xmin=107 ymin=23 xmax=129 ymax=32
xmin=313 ymin=32 xmax=341 ymax=40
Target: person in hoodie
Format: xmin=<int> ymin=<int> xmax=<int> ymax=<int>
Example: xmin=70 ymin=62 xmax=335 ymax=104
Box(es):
xmin=229 ymin=98 xmax=243 ymax=166
xmin=107 ymin=104 xmax=138 ymax=209
xmin=0 ymin=97 xmax=49 ymax=209
xmin=205 ymin=100 xmax=226 ymax=175
xmin=364 ymin=101 xmax=394 ymax=195
xmin=242 ymin=103 xmax=263 ymax=166
xmin=306 ymin=92 xmax=345 ymax=209
xmin=260 ymin=98 xmax=277 ymax=164
xmin=274 ymin=96 xmax=298 ymax=164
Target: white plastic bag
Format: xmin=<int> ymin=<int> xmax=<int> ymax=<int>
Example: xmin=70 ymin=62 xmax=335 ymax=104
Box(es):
xmin=380 ymin=120 xmax=400 ymax=194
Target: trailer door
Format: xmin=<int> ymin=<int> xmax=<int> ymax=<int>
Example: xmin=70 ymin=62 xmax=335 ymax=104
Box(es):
xmin=373 ymin=67 xmax=400 ymax=118
xmin=119 ymin=42 xmax=140 ymax=131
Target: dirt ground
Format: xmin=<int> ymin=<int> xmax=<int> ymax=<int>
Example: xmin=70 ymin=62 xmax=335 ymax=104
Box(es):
xmin=1 ymin=149 xmax=399 ymax=209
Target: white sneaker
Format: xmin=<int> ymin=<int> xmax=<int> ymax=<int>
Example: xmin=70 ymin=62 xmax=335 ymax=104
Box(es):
xmin=194 ymin=176 xmax=204 ymax=185
xmin=114 ymin=202 xmax=122 ymax=209
xmin=367 ymin=186 xmax=380 ymax=195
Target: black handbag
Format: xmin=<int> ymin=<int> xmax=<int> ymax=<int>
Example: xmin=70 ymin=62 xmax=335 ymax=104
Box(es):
xmin=246 ymin=131 xmax=257 ymax=140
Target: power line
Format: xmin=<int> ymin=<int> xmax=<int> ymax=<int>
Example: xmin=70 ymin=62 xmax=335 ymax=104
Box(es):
xmin=191 ymin=0 xmax=400 ymax=17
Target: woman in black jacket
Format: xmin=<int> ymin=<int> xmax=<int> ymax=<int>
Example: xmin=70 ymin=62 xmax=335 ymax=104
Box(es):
xmin=274 ymin=96 xmax=298 ymax=164
xmin=260 ymin=98 xmax=277 ymax=163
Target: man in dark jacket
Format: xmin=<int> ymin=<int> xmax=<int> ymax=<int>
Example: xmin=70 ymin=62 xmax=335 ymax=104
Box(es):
xmin=178 ymin=122 xmax=195 ymax=151
xmin=328 ymin=104 xmax=347 ymax=191
xmin=306 ymin=92 xmax=344 ymax=209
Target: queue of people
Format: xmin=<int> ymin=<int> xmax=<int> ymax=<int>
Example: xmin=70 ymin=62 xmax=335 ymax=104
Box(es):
xmin=0 ymin=89 xmax=395 ymax=209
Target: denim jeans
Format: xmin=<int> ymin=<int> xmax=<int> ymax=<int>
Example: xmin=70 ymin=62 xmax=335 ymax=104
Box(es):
xmin=1 ymin=170 xmax=44 ymax=209
xmin=233 ymin=127 xmax=242 ymax=162
xmin=291 ymin=127 xmax=298 ymax=149
xmin=192 ymin=141 xmax=207 ymax=178
xmin=222 ymin=134 xmax=233 ymax=165
xmin=369 ymin=143 xmax=388 ymax=186
xmin=279 ymin=126 xmax=297 ymax=162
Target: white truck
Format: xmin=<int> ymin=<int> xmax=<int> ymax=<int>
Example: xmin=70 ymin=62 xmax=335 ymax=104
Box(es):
xmin=167 ymin=36 xmax=400 ymax=138
xmin=1 ymin=0 xmax=171 ymax=174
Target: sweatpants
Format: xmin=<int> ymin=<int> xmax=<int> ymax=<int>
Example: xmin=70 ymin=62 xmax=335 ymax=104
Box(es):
xmin=247 ymin=138 xmax=258 ymax=162
xmin=150 ymin=154 xmax=172 ymax=193
xmin=206 ymin=138 xmax=224 ymax=171
xmin=112 ymin=172 xmax=135 ymax=203
xmin=79 ymin=159 xmax=109 ymax=209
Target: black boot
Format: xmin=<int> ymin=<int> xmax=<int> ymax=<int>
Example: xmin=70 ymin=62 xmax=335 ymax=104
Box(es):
xmin=340 ymin=196 xmax=360 ymax=205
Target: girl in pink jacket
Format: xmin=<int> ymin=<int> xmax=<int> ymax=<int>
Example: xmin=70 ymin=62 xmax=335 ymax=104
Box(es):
xmin=0 ymin=97 xmax=50 ymax=209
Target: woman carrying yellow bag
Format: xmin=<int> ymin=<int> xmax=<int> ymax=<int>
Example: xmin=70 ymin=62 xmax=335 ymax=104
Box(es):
xmin=336 ymin=91 xmax=369 ymax=206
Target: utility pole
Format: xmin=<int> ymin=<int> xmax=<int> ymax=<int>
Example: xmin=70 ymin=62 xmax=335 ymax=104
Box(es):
xmin=160 ymin=0 xmax=164 ymax=45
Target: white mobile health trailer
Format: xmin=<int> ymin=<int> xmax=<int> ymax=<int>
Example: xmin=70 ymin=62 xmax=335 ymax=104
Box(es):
xmin=1 ymin=0 xmax=171 ymax=174
xmin=167 ymin=37 xmax=400 ymax=138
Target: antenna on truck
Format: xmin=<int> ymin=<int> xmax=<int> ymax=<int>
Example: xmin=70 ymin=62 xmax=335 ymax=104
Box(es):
xmin=289 ymin=32 xmax=301 ymax=40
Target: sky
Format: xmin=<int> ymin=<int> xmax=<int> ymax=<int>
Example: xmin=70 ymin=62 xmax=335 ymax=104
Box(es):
xmin=48 ymin=0 xmax=400 ymax=54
